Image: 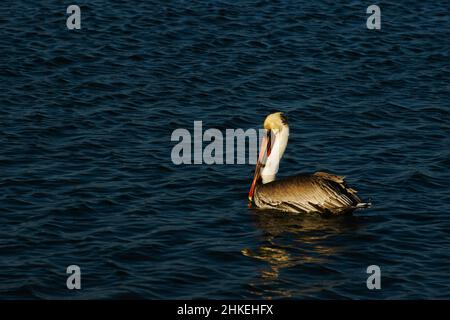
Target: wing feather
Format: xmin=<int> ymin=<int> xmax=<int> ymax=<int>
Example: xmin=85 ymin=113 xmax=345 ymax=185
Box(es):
xmin=253 ymin=172 xmax=369 ymax=214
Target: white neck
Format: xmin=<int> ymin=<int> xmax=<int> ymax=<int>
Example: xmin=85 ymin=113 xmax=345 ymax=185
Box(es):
xmin=261 ymin=126 xmax=289 ymax=184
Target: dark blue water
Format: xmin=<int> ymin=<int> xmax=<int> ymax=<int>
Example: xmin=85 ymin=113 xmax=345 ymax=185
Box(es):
xmin=1 ymin=1 xmax=449 ymax=299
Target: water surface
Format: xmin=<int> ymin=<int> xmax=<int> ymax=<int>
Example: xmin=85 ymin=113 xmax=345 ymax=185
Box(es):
xmin=0 ymin=0 xmax=449 ymax=299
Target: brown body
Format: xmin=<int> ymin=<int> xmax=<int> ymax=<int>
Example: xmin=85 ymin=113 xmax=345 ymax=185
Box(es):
xmin=253 ymin=172 xmax=369 ymax=215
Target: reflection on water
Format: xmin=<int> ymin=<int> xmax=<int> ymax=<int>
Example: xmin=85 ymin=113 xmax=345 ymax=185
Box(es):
xmin=242 ymin=210 xmax=362 ymax=298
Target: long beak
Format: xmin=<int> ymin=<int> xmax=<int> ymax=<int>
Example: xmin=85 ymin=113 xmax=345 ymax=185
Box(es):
xmin=248 ymin=130 xmax=271 ymax=202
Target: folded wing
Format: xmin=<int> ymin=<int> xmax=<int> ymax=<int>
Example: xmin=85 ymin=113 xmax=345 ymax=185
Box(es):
xmin=254 ymin=172 xmax=370 ymax=214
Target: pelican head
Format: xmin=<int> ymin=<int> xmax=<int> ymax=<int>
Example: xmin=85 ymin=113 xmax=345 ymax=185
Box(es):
xmin=264 ymin=112 xmax=289 ymax=131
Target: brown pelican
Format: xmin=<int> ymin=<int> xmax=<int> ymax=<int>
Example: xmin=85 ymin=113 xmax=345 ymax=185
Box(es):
xmin=248 ymin=112 xmax=370 ymax=215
